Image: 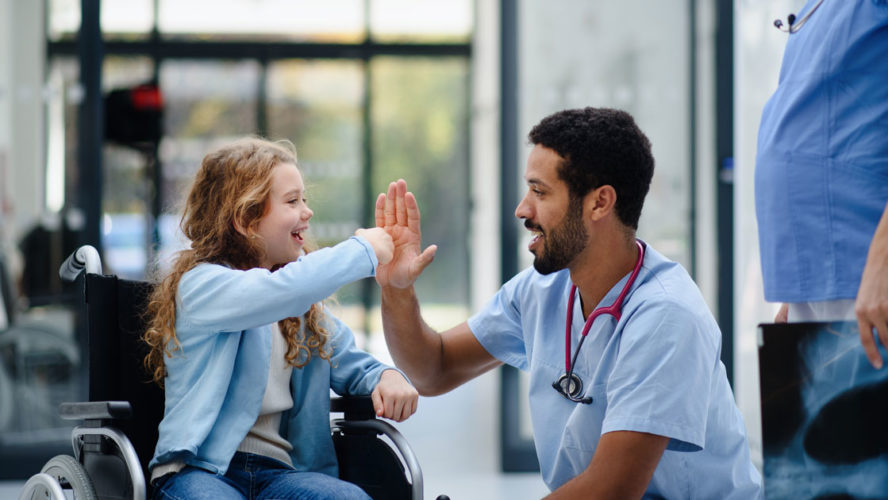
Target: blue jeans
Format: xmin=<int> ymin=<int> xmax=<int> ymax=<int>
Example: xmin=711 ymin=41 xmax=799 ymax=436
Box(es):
xmin=152 ymin=452 xmax=371 ymax=500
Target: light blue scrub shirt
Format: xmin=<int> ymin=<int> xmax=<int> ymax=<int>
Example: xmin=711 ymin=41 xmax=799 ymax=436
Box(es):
xmin=755 ymin=0 xmax=888 ymax=303
xmin=468 ymin=243 xmax=762 ymax=498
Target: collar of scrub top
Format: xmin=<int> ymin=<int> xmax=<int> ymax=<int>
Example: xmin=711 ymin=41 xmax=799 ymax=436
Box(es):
xmin=558 ymin=239 xmax=645 ymax=402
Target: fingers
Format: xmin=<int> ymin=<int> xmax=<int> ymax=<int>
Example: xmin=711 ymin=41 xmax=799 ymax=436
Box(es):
xmin=380 ymin=179 xmax=419 ymax=232
xmin=858 ymin=319 xmax=883 ymax=369
xmin=405 ymin=191 xmax=422 ymax=233
xmin=774 ymin=303 xmax=789 ymax=323
xmin=371 ymin=387 xmax=384 ymax=416
xmin=384 ymin=181 xmax=397 ymax=228
xmin=415 ymin=245 xmax=437 ymax=274
xmin=870 ymin=323 xmax=888 ymax=370
xmin=375 ymin=193 xmax=386 ymax=228
xmin=395 ymin=179 xmax=408 ymax=227
xmin=374 ymin=370 xmax=419 ymax=422
xmin=375 ymin=392 xmax=409 ymax=421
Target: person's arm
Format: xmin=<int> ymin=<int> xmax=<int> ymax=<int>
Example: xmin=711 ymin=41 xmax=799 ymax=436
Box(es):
xmin=376 ymin=180 xmax=501 ymax=395
xmin=857 ymin=202 xmax=888 ymax=369
xmin=178 ymin=237 xmax=377 ymax=331
xmin=381 ymin=287 xmax=501 ymax=395
xmin=545 ymin=431 xmax=669 ymax=500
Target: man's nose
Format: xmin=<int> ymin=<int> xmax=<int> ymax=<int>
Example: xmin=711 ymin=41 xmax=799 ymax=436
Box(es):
xmin=514 ymin=195 xmax=531 ymax=220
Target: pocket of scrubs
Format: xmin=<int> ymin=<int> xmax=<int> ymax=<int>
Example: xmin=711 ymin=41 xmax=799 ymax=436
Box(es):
xmin=553 ymin=383 xmax=607 ymax=476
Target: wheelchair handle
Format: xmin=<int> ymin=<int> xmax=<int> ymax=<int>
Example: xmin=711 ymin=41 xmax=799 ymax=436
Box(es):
xmin=59 ymin=245 xmax=102 ymax=281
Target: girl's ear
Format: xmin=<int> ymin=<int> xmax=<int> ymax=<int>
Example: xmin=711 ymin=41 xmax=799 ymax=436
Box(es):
xmin=233 ymin=218 xmax=249 ymax=238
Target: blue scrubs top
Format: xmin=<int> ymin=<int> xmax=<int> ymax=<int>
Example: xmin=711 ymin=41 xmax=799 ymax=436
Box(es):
xmin=755 ymin=0 xmax=888 ymax=302
xmin=468 ymin=243 xmax=762 ymax=498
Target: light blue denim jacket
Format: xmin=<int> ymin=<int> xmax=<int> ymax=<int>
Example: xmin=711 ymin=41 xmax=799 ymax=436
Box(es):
xmin=149 ymin=236 xmax=394 ymax=476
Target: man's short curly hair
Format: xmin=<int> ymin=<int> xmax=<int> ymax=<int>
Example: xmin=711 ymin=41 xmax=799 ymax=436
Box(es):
xmin=528 ymin=107 xmax=654 ymax=230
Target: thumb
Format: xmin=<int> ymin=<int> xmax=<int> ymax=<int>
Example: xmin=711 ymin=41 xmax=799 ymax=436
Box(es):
xmin=414 ymin=245 xmax=437 ymax=273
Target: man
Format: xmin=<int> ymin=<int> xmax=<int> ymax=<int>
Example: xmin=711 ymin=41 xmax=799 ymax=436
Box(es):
xmin=376 ymin=108 xmax=762 ymax=498
xmin=755 ymin=0 xmax=888 ymax=368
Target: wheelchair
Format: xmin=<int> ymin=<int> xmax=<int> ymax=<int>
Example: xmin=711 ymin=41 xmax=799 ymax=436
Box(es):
xmin=18 ymin=245 xmax=426 ymax=500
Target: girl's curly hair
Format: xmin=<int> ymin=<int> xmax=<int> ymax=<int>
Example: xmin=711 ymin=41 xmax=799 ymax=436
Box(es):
xmin=143 ymin=137 xmax=331 ymax=386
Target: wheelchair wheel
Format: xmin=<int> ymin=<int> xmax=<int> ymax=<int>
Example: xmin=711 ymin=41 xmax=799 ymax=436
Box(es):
xmin=37 ymin=454 xmax=98 ymax=500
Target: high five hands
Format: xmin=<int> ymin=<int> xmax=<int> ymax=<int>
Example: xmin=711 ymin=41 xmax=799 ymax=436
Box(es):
xmin=375 ymin=179 xmax=438 ymax=288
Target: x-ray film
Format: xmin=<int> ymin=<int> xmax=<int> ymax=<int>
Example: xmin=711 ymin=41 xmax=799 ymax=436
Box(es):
xmin=758 ymin=321 xmax=888 ymax=499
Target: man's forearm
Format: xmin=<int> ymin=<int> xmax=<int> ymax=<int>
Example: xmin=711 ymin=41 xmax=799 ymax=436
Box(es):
xmin=380 ymin=284 xmax=444 ymax=394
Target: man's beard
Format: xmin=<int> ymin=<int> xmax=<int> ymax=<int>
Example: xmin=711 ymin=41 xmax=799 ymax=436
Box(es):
xmin=529 ymin=197 xmax=588 ymax=275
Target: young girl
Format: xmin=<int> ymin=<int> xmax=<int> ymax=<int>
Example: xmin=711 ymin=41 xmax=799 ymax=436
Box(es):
xmin=142 ymin=137 xmax=417 ymax=500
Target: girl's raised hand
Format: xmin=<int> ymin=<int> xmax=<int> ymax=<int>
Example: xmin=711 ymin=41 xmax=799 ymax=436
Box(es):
xmin=370 ymin=369 xmax=419 ymax=422
xmin=355 ymin=227 xmax=394 ymax=266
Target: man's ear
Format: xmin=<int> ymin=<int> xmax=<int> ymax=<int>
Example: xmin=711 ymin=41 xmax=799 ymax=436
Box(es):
xmin=584 ymin=185 xmax=617 ymax=222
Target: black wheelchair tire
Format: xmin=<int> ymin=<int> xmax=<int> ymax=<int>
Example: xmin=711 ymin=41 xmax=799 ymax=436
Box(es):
xmin=39 ymin=454 xmax=98 ymax=500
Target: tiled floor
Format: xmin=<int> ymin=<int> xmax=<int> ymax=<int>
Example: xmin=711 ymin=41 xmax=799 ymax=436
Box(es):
xmin=0 ymin=370 xmax=550 ymax=500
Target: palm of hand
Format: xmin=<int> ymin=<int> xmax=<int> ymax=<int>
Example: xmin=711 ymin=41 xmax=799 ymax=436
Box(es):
xmin=377 ymin=224 xmax=421 ymax=288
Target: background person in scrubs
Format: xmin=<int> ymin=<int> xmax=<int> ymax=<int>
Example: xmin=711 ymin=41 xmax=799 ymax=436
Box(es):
xmin=755 ymin=0 xmax=888 ymax=368
xmin=374 ymin=108 xmax=762 ymax=498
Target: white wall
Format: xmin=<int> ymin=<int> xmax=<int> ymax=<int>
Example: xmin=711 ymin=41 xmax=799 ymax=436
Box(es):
xmin=517 ymin=0 xmax=696 ymax=277
xmin=0 ymin=0 xmax=46 ymax=277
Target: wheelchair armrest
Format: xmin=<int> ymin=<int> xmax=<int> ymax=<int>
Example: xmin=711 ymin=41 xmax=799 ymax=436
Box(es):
xmin=60 ymin=402 xmax=147 ymax=500
xmin=332 ymin=417 xmax=423 ymax=500
xmin=60 ymin=401 xmax=133 ymax=421
xmin=330 ymin=395 xmax=376 ymax=420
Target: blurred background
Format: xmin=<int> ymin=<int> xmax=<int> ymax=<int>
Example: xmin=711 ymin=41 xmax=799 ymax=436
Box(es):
xmin=0 ymin=0 xmax=800 ymax=497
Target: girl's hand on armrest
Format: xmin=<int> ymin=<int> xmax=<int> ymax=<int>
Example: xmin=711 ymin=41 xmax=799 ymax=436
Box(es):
xmin=371 ymin=369 xmax=418 ymax=422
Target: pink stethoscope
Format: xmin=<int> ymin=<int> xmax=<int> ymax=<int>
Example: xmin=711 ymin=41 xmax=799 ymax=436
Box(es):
xmin=552 ymin=240 xmax=645 ymax=404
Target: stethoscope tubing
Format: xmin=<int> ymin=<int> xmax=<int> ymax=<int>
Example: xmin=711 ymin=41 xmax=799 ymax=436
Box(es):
xmin=562 ymin=240 xmax=646 ymax=376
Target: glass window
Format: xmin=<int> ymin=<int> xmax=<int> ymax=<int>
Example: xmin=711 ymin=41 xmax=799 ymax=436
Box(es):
xmin=100 ymin=57 xmax=156 ymax=279
xmin=48 ymin=0 xmax=155 ymax=40
xmin=158 ymin=0 xmax=365 ymax=42
xmin=47 ymin=0 xmax=80 ymax=40
xmin=103 ymin=0 xmax=154 ymax=38
xmin=266 ymin=59 xmax=365 ymax=306
xmin=371 ymin=57 xmax=470 ymax=309
xmin=370 ymin=0 xmax=473 ymax=42
xmin=156 ymin=59 xmax=261 ymax=272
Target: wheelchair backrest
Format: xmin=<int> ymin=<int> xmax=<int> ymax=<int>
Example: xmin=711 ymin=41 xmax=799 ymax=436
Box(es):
xmin=84 ymin=273 xmax=164 ymax=480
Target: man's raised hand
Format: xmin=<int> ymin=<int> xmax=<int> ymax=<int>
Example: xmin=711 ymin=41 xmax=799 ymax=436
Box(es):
xmin=375 ymin=179 xmax=437 ymax=288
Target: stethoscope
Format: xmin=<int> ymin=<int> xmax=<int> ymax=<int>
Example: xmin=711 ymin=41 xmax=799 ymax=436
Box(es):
xmin=552 ymin=240 xmax=645 ymax=404
xmin=773 ymin=0 xmax=825 ymax=34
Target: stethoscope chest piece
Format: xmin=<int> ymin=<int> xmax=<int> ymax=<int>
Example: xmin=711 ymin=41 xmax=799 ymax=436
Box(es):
xmin=554 ymin=373 xmax=585 ymax=399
